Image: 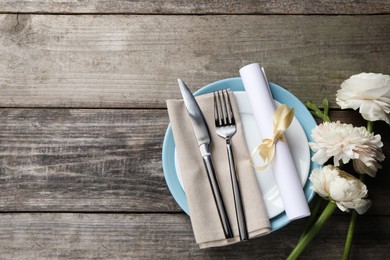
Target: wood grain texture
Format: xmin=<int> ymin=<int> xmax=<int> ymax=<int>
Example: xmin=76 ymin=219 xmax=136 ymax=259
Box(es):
xmin=1 ymin=1 xmax=389 ymax=258
xmin=0 ymin=109 xmax=179 ymax=212
xmin=0 ymin=14 xmax=389 ymax=108
xmin=0 ymin=0 xmax=389 ymax=14
xmin=0 ymin=109 xmax=388 ymax=213
xmin=0 ymin=213 xmax=388 ymax=259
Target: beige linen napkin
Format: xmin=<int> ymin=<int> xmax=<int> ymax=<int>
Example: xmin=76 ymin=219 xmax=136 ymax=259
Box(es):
xmin=167 ymin=91 xmax=270 ymax=248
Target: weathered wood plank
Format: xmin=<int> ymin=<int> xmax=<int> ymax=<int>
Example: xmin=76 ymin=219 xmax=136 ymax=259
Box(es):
xmin=0 ymin=213 xmax=388 ymax=259
xmin=0 ymin=108 xmax=179 ymax=212
xmin=0 ymin=0 xmax=389 ymax=14
xmin=0 ymin=109 xmax=388 ymax=213
xmin=0 ymin=14 xmax=389 ymax=108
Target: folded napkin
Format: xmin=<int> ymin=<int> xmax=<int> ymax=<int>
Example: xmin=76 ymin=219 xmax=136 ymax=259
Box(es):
xmin=167 ymin=91 xmax=270 ymax=249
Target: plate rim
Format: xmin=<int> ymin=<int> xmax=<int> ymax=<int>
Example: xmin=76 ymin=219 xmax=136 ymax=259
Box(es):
xmin=163 ymin=77 xmax=319 ymax=231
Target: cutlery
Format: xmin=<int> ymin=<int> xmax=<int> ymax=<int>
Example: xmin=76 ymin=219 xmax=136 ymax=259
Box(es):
xmin=177 ymin=79 xmax=233 ymax=239
xmin=214 ymin=90 xmax=248 ymax=241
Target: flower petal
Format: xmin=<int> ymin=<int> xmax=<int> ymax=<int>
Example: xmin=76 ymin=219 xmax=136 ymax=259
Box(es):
xmin=309 ymin=121 xmax=384 ymax=176
xmin=336 ymin=72 xmax=390 ymax=125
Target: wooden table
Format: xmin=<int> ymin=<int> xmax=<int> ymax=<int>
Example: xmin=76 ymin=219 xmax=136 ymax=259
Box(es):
xmin=0 ymin=1 xmax=389 ymax=259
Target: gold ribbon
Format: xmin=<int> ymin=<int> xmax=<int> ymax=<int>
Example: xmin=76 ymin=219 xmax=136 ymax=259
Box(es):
xmin=250 ymin=104 xmax=295 ymax=170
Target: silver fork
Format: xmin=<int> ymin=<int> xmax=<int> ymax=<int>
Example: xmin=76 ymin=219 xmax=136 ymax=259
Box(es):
xmin=214 ymin=89 xmax=248 ymax=241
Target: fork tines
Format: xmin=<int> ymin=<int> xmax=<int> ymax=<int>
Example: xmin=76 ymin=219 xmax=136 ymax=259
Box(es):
xmin=214 ymin=89 xmax=235 ymax=127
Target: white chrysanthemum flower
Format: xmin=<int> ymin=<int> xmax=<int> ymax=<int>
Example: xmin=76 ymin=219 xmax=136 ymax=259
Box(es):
xmin=336 ymin=72 xmax=390 ymax=125
xmin=309 ymin=121 xmax=385 ymax=177
xmin=310 ymin=165 xmax=371 ymax=214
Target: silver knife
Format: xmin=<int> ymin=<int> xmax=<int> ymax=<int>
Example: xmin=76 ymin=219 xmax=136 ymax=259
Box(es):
xmin=178 ymin=79 xmax=233 ymax=239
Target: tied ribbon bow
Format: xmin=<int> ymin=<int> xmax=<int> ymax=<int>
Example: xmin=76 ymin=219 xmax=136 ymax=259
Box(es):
xmin=250 ymin=104 xmax=295 ymax=170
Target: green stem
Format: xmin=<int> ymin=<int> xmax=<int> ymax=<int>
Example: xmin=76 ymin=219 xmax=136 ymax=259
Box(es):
xmin=298 ymin=195 xmax=323 ymax=242
xmin=342 ymin=120 xmax=372 ymax=259
xmin=323 ymin=115 xmax=331 ymax=123
xmin=287 ymin=202 xmax=337 ymax=260
xmin=322 ymin=98 xmax=331 ymax=122
xmin=342 ymin=174 xmax=366 ymax=260
xmin=367 ymin=121 xmax=374 ymax=133
xmin=306 ymin=99 xmax=331 ymax=122
xmin=342 ymin=210 xmax=358 ymax=260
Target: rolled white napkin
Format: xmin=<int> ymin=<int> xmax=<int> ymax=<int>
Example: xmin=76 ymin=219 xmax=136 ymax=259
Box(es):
xmin=239 ymin=63 xmax=310 ymax=221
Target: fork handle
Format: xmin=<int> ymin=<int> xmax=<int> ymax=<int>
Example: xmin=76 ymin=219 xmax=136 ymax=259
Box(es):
xmin=226 ymin=138 xmax=249 ymax=241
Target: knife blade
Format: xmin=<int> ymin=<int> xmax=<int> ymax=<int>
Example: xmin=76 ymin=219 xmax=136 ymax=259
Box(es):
xmin=178 ymin=79 xmax=233 ymax=239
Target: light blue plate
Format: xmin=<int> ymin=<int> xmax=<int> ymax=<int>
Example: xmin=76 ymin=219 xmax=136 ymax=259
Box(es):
xmin=162 ymin=77 xmax=319 ymax=231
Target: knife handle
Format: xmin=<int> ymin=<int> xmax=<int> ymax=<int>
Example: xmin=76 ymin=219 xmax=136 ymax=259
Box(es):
xmin=202 ymin=154 xmax=234 ymax=239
